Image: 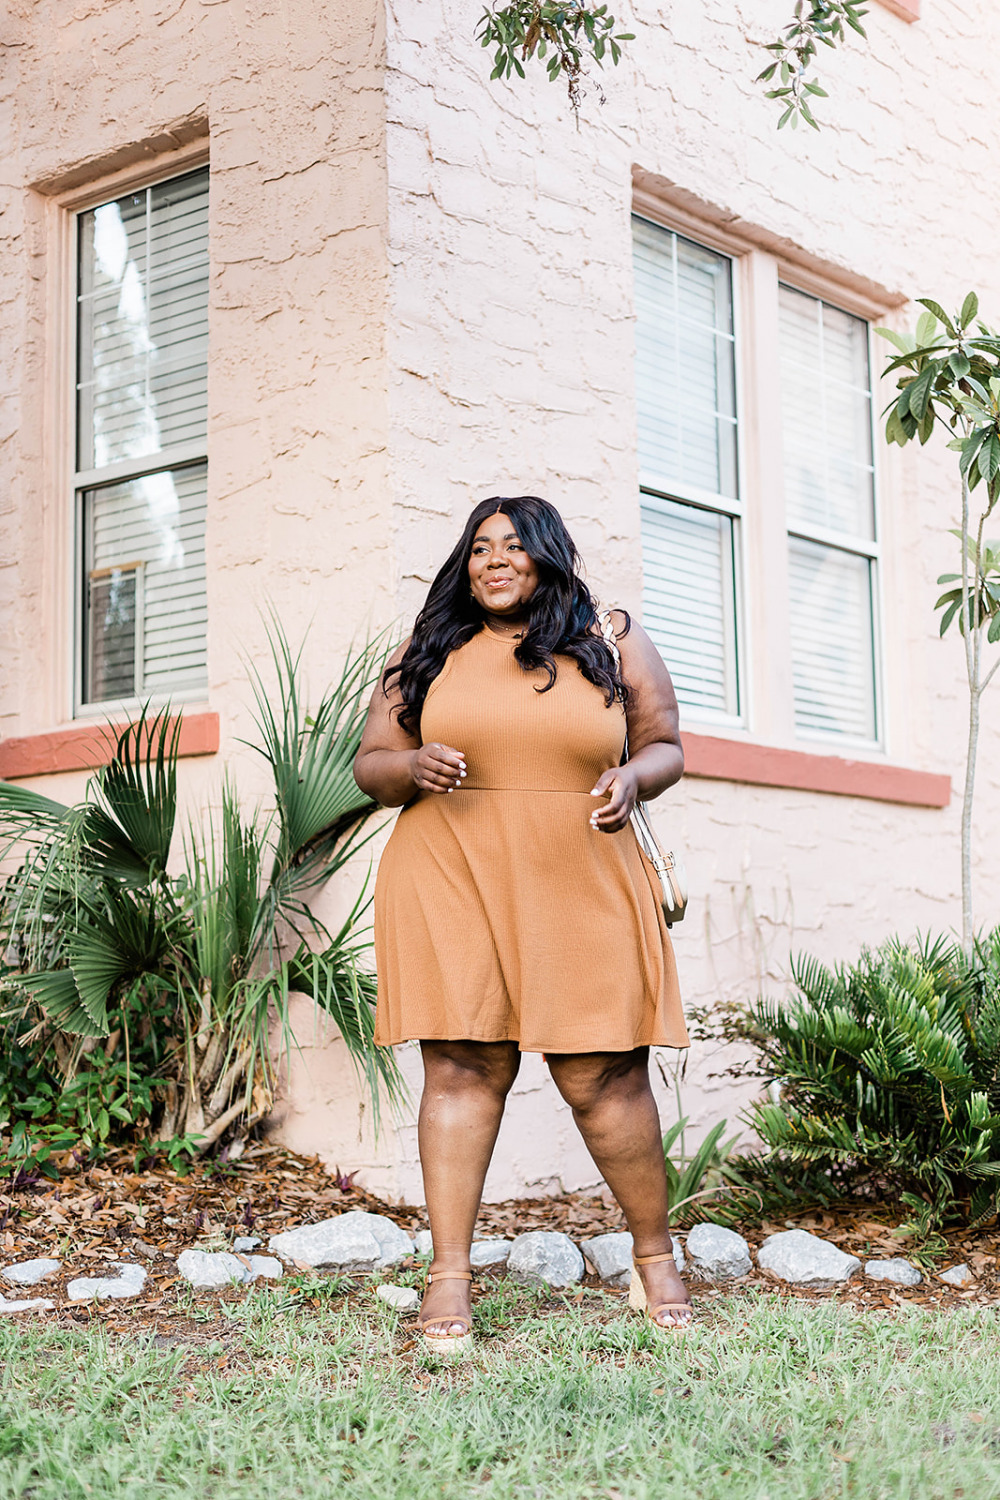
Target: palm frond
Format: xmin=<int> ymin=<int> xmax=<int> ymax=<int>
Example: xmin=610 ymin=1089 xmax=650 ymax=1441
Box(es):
xmin=246 ymin=617 xmax=392 ymax=895
xmin=88 ymin=705 xmax=180 ymax=878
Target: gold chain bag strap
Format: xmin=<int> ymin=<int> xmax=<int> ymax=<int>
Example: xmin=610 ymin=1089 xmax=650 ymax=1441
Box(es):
xmin=598 ymin=610 xmax=688 ymax=927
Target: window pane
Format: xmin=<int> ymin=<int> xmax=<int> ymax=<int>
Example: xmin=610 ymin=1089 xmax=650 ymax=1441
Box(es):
xmin=82 ymin=463 xmax=208 ymax=702
xmin=77 ymin=168 xmax=209 ymax=471
xmin=788 ymin=538 xmax=876 ymax=740
xmin=633 ymin=218 xmax=738 ymax=500
xmin=87 ymin=568 xmax=138 ymax=702
xmin=780 ymin=285 xmax=874 ymax=539
xmin=641 ymin=498 xmax=739 ymax=720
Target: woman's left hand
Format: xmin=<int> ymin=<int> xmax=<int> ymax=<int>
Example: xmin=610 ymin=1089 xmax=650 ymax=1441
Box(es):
xmin=589 ymin=766 xmax=639 ymax=833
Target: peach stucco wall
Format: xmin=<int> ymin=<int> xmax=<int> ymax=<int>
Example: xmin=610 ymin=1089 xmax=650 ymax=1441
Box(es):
xmin=3 ymin=1 xmax=1000 ymax=1203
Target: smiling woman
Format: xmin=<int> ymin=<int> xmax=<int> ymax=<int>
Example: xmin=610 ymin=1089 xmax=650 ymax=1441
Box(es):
xmin=353 ymin=496 xmax=691 ymax=1351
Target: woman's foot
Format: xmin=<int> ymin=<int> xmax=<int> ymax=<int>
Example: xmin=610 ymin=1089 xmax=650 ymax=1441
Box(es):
xmin=419 ymin=1268 xmax=473 ymax=1340
xmin=634 ymin=1248 xmax=693 ymax=1328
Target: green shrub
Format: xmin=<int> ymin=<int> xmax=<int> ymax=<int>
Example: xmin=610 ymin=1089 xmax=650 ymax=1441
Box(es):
xmin=0 ymin=625 xmax=404 ymax=1178
xmin=726 ymin=932 xmax=1000 ymax=1227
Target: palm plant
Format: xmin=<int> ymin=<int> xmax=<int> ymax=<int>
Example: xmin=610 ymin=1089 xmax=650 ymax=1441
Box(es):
xmin=0 ymin=626 xmax=403 ymax=1168
xmin=733 ymin=933 xmax=1000 ymax=1225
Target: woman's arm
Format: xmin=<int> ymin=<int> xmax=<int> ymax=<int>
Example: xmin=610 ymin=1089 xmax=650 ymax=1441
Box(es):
xmin=590 ymin=612 xmax=683 ymax=833
xmin=353 ymin=640 xmax=467 ymax=808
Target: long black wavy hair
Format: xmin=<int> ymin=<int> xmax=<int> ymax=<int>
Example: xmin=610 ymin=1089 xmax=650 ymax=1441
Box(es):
xmin=385 ymin=495 xmax=630 ymax=734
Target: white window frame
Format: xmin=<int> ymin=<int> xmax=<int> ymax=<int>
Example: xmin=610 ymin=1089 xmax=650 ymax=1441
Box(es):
xmin=632 ymin=180 xmax=895 ymax=756
xmin=632 ymin=210 xmax=749 ymax=732
xmin=57 ymin=151 xmax=210 ymax=721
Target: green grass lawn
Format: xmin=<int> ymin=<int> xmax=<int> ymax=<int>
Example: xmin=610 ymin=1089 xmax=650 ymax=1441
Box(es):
xmin=1 ymin=1281 xmax=999 ymax=1499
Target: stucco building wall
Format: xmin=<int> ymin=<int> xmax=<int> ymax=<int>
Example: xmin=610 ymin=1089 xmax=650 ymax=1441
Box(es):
xmin=2 ymin=1 xmax=998 ymax=1203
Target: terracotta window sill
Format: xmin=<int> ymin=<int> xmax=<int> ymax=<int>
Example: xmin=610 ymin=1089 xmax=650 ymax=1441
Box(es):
xmin=876 ymin=0 xmax=919 ymax=20
xmin=0 ymin=712 xmax=220 ymax=781
xmin=682 ymin=731 xmax=950 ymax=808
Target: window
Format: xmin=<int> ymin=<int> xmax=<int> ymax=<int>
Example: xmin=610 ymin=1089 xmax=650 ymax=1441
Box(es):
xmin=75 ymin=167 xmax=209 ymax=706
xmin=632 ymin=216 xmax=741 ymax=723
xmin=779 ymin=287 xmax=878 ymax=741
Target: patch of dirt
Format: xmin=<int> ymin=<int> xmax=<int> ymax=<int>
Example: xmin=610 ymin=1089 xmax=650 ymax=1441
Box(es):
xmin=0 ymin=1144 xmax=997 ymax=1334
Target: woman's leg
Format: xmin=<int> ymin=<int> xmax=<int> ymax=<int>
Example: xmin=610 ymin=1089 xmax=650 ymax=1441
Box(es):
xmin=418 ymin=1039 xmax=521 ymax=1336
xmin=546 ymin=1047 xmax=691 ymax=1325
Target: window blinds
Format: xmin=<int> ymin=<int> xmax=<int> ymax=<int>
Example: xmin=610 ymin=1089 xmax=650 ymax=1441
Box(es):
xmin=641 ymin=498 xmax=739 ymax=718
xmin=633 ymin=216 xmax=741 ymax=721
xmin=779 ymin=286 xmax=878 ymax=740
xmin=633 ymin=218 xmax=738 ymax=500
xmin=78 ymin=170 xmax=209 ymax=472
xmin=77 ymin=168 xmax=209 ymax=705
xmin=85 ymin=463 xmax=208 ymax=700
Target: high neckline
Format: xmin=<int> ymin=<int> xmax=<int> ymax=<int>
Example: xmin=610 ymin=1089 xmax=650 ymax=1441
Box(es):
xmin=480 ymin=623 xmax=524 ymax=642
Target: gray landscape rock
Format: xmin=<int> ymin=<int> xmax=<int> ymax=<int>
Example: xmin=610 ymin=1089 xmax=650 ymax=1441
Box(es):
xmin=470 ymin=1239 xmax=512 ymax=1269
xmin=864 ymin=1258 xmax=922 ymax=1286
xmin=757 ymin=1230 xmax=860 ymax=1289
xmin=413 ymin=1230 xmax=433 ymax=1257
xmin=939 ymin=1263 xmax=974 ymax=1288
xmin=340 ymin=1210 xmax=415 ymax=1267
xmin=268 ymin=1211 xmax=413 ymax=1271
xmin=176 ymin=1250 xmax=251 ymax=1289
xmin=2 ymin=1258 xmax=61 ymax=1286
xmin=66 ymin=1262 xmax=147 ymax=1302
xmin=581 ymin=1231 xmax=685 ymax=1288
xmin=507 ymin=1231 xmax=584 ymax=1289
xmin=376 ymin=1283 xmax=420 ymax=1312
xmin=248 ymin=1255 xmax=283 ymax=1280
xmin=0 ymin=1294 xmax=53 ymax=1313
xmin=233 ymin=1236 xmax=261 ymax=1253
xmin=582 ymin=1232 xmax=634 ymax=1287
xmin=685 ymin=1223 xmax=752 ymax=1281
xmin=267 ymin=1217 xmax=381 ymax=1272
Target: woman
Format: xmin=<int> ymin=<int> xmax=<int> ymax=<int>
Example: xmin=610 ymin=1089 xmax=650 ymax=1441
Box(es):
xmin=354 ymin=496 xmax=690 ymax=1349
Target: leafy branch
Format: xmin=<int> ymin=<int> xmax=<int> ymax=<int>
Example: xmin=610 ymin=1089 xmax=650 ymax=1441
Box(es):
xmin=878 ymin=294 xmax=1000 ymax=955
xmin=477 ymin=2 xmax=634 ymax=114
xmin=757 ymin=1 xmax=868 ymax=130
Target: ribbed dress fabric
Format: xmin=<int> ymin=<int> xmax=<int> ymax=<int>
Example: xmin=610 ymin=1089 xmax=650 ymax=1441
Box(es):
xmin=373 ymin=626 xmax=688 ymax=1054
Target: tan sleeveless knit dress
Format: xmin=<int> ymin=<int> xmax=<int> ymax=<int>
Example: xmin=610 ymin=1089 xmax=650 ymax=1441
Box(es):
xmin=373 ymin=626 xmax=687 ymax=1054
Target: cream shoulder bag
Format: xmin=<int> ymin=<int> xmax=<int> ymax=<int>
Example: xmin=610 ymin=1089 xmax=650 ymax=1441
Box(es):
xmin=598 ymin=611 xmax=688 ymax=926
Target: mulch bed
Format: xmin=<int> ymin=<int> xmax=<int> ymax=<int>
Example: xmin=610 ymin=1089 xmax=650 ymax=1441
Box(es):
xmin=1 ymin=1143 xmax=999 ymax=1336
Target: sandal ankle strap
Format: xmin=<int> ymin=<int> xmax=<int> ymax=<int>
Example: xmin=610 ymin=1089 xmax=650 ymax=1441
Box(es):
xmin=633 ymin=1252 xmax=677 ymax=1266
xmin=427 ymin=1270 xmax=472 ymax=1283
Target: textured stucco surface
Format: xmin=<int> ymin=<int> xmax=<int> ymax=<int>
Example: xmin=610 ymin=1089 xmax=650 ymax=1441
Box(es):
xmin=3 ymin=1 xmax=1000 ymax=1202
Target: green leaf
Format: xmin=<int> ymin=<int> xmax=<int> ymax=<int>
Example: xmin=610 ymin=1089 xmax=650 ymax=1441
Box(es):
xmin=877 ymin=327 xmax=915 ymax=356
xmin=17 ymin=970 xmax=107 ymax=1039
xmin=988 ymin=614 xmax=1000 ymax=644
xmin=904 ymin=365 xmax=937 ymax=422
xmin=917 ymin=298 xmax=957 ymax=338
xmin=961 ymin=292 xmax=980 ymax=329
xmin=915 ymin=309 xmax=939 ymax=348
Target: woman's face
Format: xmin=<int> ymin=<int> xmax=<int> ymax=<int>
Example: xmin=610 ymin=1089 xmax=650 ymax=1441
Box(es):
xmin=467 ymin=511 xmax=540 ymax=619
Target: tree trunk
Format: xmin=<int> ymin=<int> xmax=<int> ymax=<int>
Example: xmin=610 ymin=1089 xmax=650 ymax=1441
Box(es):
xmin=962 ymin=683 xmax=980 ymax=960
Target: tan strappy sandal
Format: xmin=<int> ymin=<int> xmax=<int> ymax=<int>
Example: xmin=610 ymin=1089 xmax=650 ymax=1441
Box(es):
xmin=629 ymin=1251 xmax=694 ymax=1331
xmin=418 ymin=1269 xmax=474 ymax=1355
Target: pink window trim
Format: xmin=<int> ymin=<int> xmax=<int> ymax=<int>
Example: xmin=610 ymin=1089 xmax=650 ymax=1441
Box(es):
xmin=876 ymin=0 xmax=920 ymax=21
xmin=682 ymin=731 xmax=949 ymax=808
xmin=0 ymin=712 xmax=220 ymax=781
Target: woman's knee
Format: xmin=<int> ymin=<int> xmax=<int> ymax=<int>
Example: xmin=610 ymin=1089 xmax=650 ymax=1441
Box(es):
xmin=547 ymin=1049 xmax=649 ymax=1114
xmin=421 ymin=1040 xmax=521 ymax=1099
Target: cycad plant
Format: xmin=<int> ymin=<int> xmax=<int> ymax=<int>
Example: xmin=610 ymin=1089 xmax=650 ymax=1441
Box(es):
xmin=0 ymin=626 xmax=403 ymax=1172
xmin=735 ymin=933 xmax=1000 ymax=1225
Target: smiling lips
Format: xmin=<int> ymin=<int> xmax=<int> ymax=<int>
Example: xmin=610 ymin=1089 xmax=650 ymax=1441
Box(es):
xmin=486 ymin=578 xmax=513 ymax=590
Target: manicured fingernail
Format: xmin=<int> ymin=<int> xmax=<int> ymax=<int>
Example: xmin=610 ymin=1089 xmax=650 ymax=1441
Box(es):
xmin=460 ymin=770 xmax=466 ymax=778
xmin=590 ymin=789 xmax=601 ymax=796
xmin=447 ymin=787 xmax=453 ymax=793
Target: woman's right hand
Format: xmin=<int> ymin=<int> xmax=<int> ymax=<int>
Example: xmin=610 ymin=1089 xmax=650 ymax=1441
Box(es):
xmin=410 ymin=743 xmax=467 ymax=794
